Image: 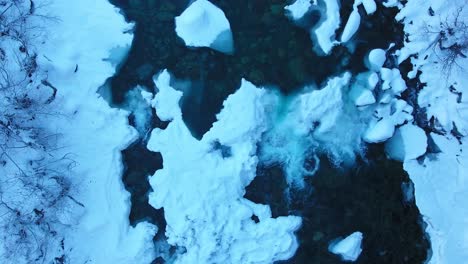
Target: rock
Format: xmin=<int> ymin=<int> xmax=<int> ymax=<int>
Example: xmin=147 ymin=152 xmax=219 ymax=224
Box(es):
xmin=367 ymin=49 xmax=386 ymax=71
xmin=363 ymin=118 xmax=395 ymax=143
xmin=175 ymin=0 xmax=233 ymax=54
xmin=385 ymin=124 xmax=428 ymax=161
xmin=329 ymin=232 xmax=364 ymax=262
xmin=341 ymin=9 xmax=361 ymax=42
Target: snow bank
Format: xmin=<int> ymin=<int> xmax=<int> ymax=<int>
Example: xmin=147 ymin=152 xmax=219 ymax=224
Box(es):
xmin=175 ymin=0 xmax=233 ymax=54
xmin=147 ymin=70 xmax=301 ymax=263
xmin=35 ymin=0 xmax=156 ymax=262
xmin=313 ymin=0 xmax=341 ymax=54
xmin=404 ymin=135 xmax=468 ymax=264
xmin=385 ymin=124 xmax=427 ymax=161
xmin=394 ymin=2 xmax=468 ymax=263
xmin=328 ymin=232 xmax=363 ymax=262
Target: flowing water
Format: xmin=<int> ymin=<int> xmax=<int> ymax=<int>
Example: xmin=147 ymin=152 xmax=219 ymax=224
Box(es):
xmin=106 ymin=0 xmax=430 ymax=263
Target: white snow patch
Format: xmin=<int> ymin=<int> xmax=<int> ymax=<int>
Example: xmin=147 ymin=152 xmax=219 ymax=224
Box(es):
xmin=329 ymin=232 xmax=364 ymax=262
xmin=175 ymin=0 xmax=233 ymax=54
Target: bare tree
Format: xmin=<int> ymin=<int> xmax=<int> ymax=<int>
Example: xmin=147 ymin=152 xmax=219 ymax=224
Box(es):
xmin=424 ymin=5 xmax=468 ymax=76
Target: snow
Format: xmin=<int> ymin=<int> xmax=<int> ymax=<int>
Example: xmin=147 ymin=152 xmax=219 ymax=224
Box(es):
xmin=367 ymin=49 xmax=386 ymax=71
xmin=379 ymin=68 xmax=407 ymax=94
xmin=285 ymin=0 xmax=313 ymax=20
xmin=340 ymin=9 xmax=361 ymax=43
xmin=404 ymin=135 xmax=468 ymax=264
xmin=328 ymin=232 xmax=363 ymax=262
xmin=362 ymin=0 xmax=377 ymax=14
xmin=392 ymin=2 xmax=468 ymax=262
xmin=313 ymin=0 xmax=341 ymax=54
xmin=396 ymin=0 xmax=468 ymax=135
xmin=363 ymin=118 xmax=395 ymax=143
xmin=385 ymin=124 xmax=428 ymax=161
xmin=367 ymin=72 xmax=379 ymax=90
xmin=349 ymin=84 xmax=376 ymax=106
xmin=32 ymin=0 xmax=156 ymax=263
xmin=147 ymin=71 xmax=302 ymax=263
xmin=175 ymin=0 xmax=233 ymax=54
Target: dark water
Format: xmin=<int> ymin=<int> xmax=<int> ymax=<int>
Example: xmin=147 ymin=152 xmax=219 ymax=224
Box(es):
xmin=109 ymin=0 xmax=403 ymax=138
xmin=107 ymin=0 xmax=429 ymax=263
xmin=246 ymin=145 xmax=429 ymax=264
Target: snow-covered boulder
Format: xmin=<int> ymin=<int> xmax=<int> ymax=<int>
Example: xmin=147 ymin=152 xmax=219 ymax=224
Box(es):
xmin=362 ymin=0 xmax=377 ymax=15
xmin=349 ymin=84 xmax=376 ymax=106
xmin=385 ymin=124 xmax=427 ymax=161
xmin=366 ymin=49 xmax=386 ymax=71
xmin=329 ymin=232 xmax=364 ymax=262
xmin=363 ymin=118 xmax=395 ymax=143
xmin=380 ymin=68 xmax=407 ymax=93
xmin=341 ymin=9 xmax=361 ymax=42
xmin=367 ymin=72 xmax=379 ymax=90
xmin=175 ymin=0 xmax=233 ymax=54
xmin=285 ymin=0 xmax=313 ymax=20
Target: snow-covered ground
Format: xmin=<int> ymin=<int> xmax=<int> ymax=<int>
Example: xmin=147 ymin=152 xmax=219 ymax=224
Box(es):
xmin=394 ymin=1 xmax=468 ymax=263
xmin=0 ymin=0 xmax=156 ymax=263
